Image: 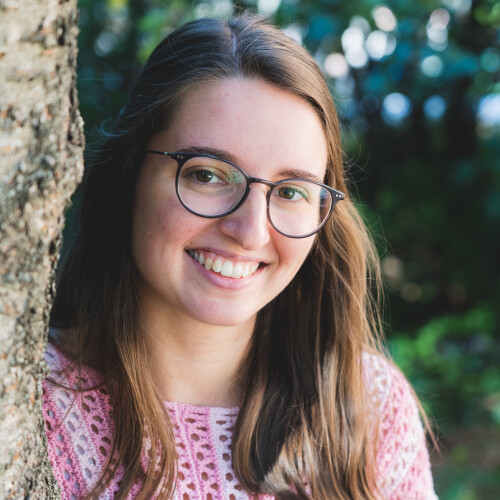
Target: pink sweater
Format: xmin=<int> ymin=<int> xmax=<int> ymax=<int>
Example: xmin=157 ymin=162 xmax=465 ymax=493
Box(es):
xmin=42 ymin=344 xmax=437 ymax=499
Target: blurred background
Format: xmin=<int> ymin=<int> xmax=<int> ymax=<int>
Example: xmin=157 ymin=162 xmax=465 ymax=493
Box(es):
xmin=74 ymin=0 xmax=500 ymax=498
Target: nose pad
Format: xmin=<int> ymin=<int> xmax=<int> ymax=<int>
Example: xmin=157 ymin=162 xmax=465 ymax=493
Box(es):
xmin=218 ymin=185 xmax=271 ymax=250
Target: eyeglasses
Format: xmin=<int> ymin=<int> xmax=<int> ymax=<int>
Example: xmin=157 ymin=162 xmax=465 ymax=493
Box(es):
xmin=146 ymin=150 xmax=345 ymax=239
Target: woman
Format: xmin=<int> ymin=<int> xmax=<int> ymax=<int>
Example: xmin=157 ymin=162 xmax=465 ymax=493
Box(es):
xmin=43 ymin=14 xmax=437 ymax=500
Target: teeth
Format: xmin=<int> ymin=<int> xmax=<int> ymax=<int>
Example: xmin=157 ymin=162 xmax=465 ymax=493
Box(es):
xmin=188 ymin=250 xmax=261 ymax=279
xmin=213 ymin=259 xmax=222 ymax=273
xmin=232 ymin=263 xmax=243 ymax=279
xmin=221 ymin=261 xmax=233 ymax=277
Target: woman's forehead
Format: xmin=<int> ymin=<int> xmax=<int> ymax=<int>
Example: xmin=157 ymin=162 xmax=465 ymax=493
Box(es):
xmin=153 ymin=77 xmax=329 ymax=180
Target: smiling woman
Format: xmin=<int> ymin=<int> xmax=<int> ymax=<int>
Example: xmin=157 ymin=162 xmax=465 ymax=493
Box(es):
xmin=43 ymin=14 xmax=437 ymax=500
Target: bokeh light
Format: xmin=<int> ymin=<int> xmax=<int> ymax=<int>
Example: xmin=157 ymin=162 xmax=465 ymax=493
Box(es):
xmin=350 ymin=15 xmax=371 ymax=36
xmin=477 ymin=94 xmax=500 ymax=128
xmin=381 ymin=92 xmax=412 ymax=126
xmin=94 ymin=31 xmax=118 ymax=57
xmin=342 ymin=25 xmax=369 ymax=69
xmin=365 ymin=30 xmax=396 ymax=60
xmin=345 ymin=48 xmax=369 ymax=69
xmin=442 ymin=0 xmax=472 ymax=16
xmin=426 ymin=13 xmax=449 ymax=52
xmin=258 ymin=0 xmax=281 ymax=15
xmin=282 ymin=23 xmax=305 ymax=45
xmin=324 ymin=53 xmax=349 ymax=78
xmin=341 ymin=26 xmax=365 ymax=52
xmin=481 ymin=48 xmax=500 ymax=73
xmin=421 ymin=55 xmax=444 ymax=77
xmin=214 ymin=0 xmax=234 ymax=17
xmin=423 ymin=95 xmax=447 ymax=121
xmin=430 ymin=8 xmax=451 ymax=27
xmin=372 ymin=5 xmax=397 ymax=32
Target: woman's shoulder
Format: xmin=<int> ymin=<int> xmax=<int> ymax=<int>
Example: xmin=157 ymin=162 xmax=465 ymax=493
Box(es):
xmin=361 ymin=351 xmax=396 ymax=408
xmin=361 ymin=351 xmax=417 ymax=415
xmin=43 ymin=341 xmax=120 ymax=499
xmin=43 ymin=339 xmax=112 ymax=431
xmin=361 ymin=352 xmax=423 ymax=451
xmin=362 ymin=352 xmax=438 ymax=500
xmin=44 ymin=340 xmax=76 ymax=381
xmin=44 ymin=329 xmax=107 ymax=384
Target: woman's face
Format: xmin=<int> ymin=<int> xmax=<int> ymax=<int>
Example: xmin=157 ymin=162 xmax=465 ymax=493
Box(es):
xmin=132 ymin=78 xmax=328 ymax=327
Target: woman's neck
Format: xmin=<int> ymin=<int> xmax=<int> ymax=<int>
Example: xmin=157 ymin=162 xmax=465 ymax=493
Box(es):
xmin=141 ymin=307 xmax=255 ymax=408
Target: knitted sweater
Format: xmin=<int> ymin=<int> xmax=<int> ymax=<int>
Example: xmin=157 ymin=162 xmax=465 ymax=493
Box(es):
xmin=42 ymin=343 xmax=438 ymax=499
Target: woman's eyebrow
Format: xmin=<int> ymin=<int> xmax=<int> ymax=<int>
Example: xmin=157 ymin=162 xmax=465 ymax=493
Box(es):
xmin=276 ymin=169 xmax=323 ymax=183
xmin=177 ymin=146 xmax=239 ymax=164
xmin=177 ymin=146 xmax=324 ymax=182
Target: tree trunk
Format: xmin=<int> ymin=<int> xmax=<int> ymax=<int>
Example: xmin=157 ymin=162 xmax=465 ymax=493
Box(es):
xmin=0 ymin=0 xmax=83 ymax=497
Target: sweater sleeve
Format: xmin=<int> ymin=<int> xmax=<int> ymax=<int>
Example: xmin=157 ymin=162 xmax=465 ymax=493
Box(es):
xmin=372 ymin=359 xmax=438 ymax=500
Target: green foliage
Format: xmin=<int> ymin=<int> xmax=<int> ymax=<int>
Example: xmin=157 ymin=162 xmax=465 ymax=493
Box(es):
xmin=391 ymin=304 xmax=500 ymax=425
xmin=76 ymin=0 xmax=499 ymax=497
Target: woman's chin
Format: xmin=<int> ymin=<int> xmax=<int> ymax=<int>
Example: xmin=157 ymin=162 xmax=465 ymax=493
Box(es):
xmin=186 ymin=307 xmax=257 ymax=328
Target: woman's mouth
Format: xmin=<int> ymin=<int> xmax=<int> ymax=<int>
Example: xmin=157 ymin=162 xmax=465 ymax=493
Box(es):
xmin=186 ymin=250 xmax=262 ymax=279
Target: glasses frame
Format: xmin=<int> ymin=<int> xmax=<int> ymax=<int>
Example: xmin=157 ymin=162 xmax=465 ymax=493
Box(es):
xmin=146 ymin=149 xmax=346 ymax=239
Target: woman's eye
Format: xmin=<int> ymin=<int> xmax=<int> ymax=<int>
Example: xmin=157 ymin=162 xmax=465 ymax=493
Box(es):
xmin=186 ymin=168 xmax=225 ymax=184
xmin=195 ymin=169 xmax=217 ymax=183
xmin=277 ymin=186 xmax=307 ymax=201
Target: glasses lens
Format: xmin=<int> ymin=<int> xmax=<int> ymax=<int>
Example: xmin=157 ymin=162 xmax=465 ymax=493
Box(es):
xmin=177 ymin=156 xmax=246 ymax=216
xmin=268 ymin=180 xmax=333 ymax=237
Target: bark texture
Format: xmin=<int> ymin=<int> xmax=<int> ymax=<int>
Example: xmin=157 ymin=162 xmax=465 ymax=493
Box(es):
xmin=0 ymin=0 xmax=84 ymax=497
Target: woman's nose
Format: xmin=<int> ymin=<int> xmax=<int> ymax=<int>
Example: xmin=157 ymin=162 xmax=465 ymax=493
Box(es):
xmin=217 ymin=185 xmax=271 ymax=250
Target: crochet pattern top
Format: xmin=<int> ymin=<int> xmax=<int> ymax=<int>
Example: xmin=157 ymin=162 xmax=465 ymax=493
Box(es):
xmin=42 ymin=343 xmax=438 ymax=499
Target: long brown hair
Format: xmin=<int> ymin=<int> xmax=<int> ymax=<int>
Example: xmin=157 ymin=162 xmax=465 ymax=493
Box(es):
xmin=51 ymin=14 xmax=389 ymax=499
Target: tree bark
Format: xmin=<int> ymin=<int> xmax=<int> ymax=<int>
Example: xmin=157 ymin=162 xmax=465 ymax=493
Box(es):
xmin=0 ymin=0 xmax=83 ymax=497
